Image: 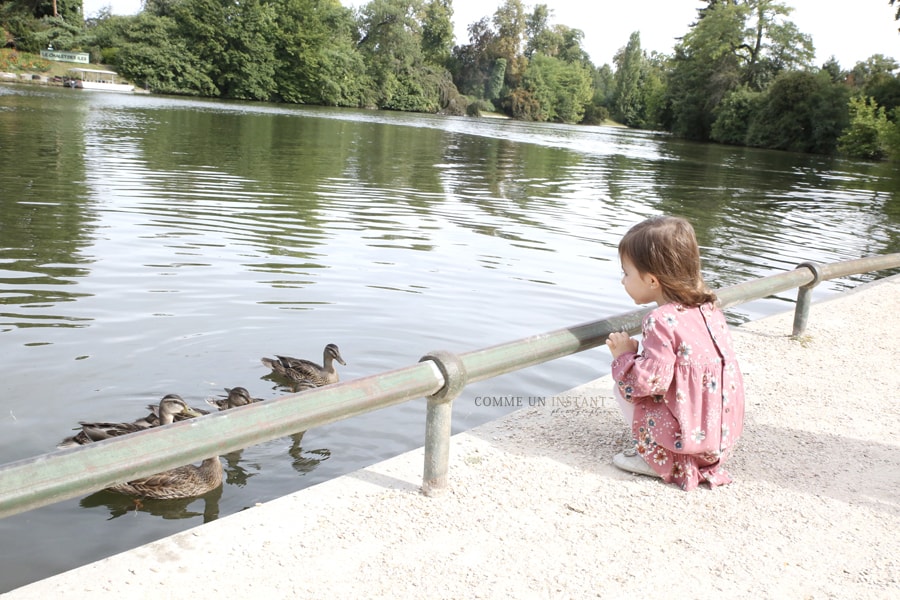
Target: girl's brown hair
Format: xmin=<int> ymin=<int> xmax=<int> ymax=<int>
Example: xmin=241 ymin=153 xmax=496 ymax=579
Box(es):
xmin=618 ymin=215 xmax=717 ymax=307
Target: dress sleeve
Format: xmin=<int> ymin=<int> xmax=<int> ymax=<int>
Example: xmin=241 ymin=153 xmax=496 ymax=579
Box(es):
xmin=610 ymin=310 xmax=677 ymax=403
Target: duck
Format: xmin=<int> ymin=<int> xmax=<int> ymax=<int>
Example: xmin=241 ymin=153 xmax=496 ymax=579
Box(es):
xmin=106 ymin=456 xmax=223 ymax=500
xmin=57 ymin=394 xmax=202 ymax=449
xmin=205 ymin=386 xmax=264 ymax=411
xmin=261 ymin=343 xmax=346 ymax=389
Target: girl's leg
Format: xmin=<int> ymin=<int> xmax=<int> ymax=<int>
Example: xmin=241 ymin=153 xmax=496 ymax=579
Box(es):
xmin=611 ymin=386 xmax=659 ymax=477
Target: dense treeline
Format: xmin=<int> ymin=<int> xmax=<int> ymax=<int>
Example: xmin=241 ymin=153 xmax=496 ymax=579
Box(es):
xmin=2 ymin=0 xmax=900 ymax=160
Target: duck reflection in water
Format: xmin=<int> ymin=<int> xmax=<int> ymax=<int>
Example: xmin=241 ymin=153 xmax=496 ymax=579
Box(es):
xmin=80 ymin=484 xmax=223 ymax=522
xmin=288 ymin=430 xmax=331 ymax=475
xmin=208 ymin=387 xmax=332 ymax=479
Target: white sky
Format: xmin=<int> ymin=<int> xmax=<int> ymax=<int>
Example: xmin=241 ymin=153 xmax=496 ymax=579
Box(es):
xmin=83 ymin=0 xmax=900 ymax=69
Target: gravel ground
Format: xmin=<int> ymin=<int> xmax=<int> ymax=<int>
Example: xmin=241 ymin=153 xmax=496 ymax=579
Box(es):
xmin=4 ymin=275 xmax=899 ymax=599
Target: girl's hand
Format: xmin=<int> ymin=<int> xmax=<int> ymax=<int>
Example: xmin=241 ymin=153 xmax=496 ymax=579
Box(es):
xmin=606 ymin=331 xmax=639 ymax=359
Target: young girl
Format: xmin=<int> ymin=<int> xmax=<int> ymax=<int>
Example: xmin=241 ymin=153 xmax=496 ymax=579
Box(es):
xmin=605 ymin=216 xmax=745 ymax=491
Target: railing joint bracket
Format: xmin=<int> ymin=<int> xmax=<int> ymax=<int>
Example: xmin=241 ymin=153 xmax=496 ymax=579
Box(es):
xmin=797 ymin=261 xmax=823 ymax=289
xmin=419 ymin=350 xmax=467 ymax=403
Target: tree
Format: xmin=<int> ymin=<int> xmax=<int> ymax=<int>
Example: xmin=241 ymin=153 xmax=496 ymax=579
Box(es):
xmin=485 ymin=56 xmax=506 ymax=101
xmin=838 ymin=96 xmax=890 ymax=160
xmin=666 ymin=0 xmax=814 ymax=140
xmin=524 ymin=3 xmax=555 ymax=58
xmin=356 ymin=0 xmax=456 ymax=112
xmin=421 ymin=0 xmax=453 ymax=67
xmin=612 ymin=31 xmax=642 ymax=126
xmin=666 ymin=2 xmax=745 ymax=139
xmin=639 ymin=51 xmax=669 ymax=130
xmin=518 ymin=53 xmax=591 ymax=123
xmin=739 ymin=0 xmax=814 ymax=90
xmin=1 ymin=0 xmax=84 ymax=52
xmin=169 ymin=0 xmax=278 ymax=101
xmin=581 ymin=63 xmax=613 ymax=124
xmin=710 ymin=86 xmax=763 ymax=144
xmin=746 ymin=70 xmax=849 ymax=154
xmin=490 ymin=0 xmax=527 ymax=90
xmin=848 ymin=54 xmax=899 ymax=90
xmin=450 ymin=16 xmax=496 ymax=99
xmin=111 ymin=12 xmax=217 ymax=96
xmin=272 ymin=0 xmax=366 ymax=106
xmin=820 ymin=56 xmax=844 ymax=83
xmin=555 ymin=26 xmax=590 ymax=66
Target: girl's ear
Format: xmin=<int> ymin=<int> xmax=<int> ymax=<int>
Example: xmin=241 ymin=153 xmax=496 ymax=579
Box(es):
xmin=643 ymin=272 xmax=659 ymax=288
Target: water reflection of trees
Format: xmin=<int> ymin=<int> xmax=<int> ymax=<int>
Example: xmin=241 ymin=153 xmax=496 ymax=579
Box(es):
xmin=648 ymin=139 xmax=900 ymax=291
xmin=0 ymin=90 xmax=95 ymax=330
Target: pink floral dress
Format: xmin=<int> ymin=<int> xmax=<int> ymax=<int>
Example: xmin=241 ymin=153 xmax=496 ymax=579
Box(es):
xmin=611 ymin=302 xmax=745 ymax=490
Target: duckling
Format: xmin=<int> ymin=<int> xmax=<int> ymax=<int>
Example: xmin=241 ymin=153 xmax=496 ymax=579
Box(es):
xmin=205 ymin=386 xmax=264 ymax=411
xmin=106 ymin=456 xmax=223 ymax=500
xmin=58 ymin=394 xmax=201 ymax=449
xmin=261 ymin=343 xmax=346 ymax=389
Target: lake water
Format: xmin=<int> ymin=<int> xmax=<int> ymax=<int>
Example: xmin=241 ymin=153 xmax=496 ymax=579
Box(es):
xmin=1 ymin=83 xmax=898 ymax=591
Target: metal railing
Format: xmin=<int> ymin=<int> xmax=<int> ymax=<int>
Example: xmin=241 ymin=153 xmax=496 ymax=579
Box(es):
xmin=1 ymin=253 xmax=898 ymax=519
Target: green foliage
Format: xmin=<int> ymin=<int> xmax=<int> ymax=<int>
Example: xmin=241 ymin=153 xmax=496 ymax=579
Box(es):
xmin=880 ymin=108 xmax=900 ymax=160
xmin=847 ymin=54 xmax=900 ymax=115
xmin=524 ymin=3 xmax=553 ymax=58
xmin=449 ymin=17 xmax=495 ymax=98
xmin=520 ymin=53 xmax=591 ymax=123
xmin=666 ymin=0 xmax=815 ymax=141
xmin=820 ymin=56 xmax=844 ymax=83
xmin=16 ymin=15 xmax=84 ymax=52
xmin=5 ymin=0 xmax=897 ymax=162
xmin=740 ymin=1 xmax=814 ymax=89
xmin=273 ymin=0 xmax=366 ymax=106
xmin=711 ymin=87 xmax=763 ymax=145
xmin=867 ymin=77 xmax=900 ymax=117
xmin=195 ymin=0 xmax=278 ymax=101
xmin=507 ymin=86 xmax=542 ymax=120
xmin=837 ymin=96 xmax=890 ymax=160
xmin=0 ymin=47 xmax=50 ymax=71
xmin=1 ymin=0 xmax=84 ymax=51
xmin=357 ymin=0 xmax=433 ymax=111
xmin=580 ymin=102 xmax=609 ymax=125
xmin=666 ymin=2 xmax=745 ymax=139
xmin=421 ymin=0 xmax=453 ymax=67
xmin=485 ymin=57 xmax=506 ymax=100
xmin=465 ymin=97 xmax=495 ymax=116
xmin=112 ymin=12 xmax=217 ymax=96
xmin=612 ymin=32 xmax=642 ymax=126
xmin=639 ymin=55 xmax=668 ymax=130
xmin=490 ymin=0 xmax=527 ymax=90
xmin=452 ymin=2 xmax=594 ymax=121
xmin=848 ymin=54 xmax=899 ymax=90
xmin=746 ymin=70 xmax=849 ymax=154
xmin=590 ymin=63 xmax=614 ymax=106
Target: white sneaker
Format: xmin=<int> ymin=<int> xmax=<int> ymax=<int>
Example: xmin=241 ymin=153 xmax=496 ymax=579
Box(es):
xmin=613 ymin=451 xmax=660 ymax=478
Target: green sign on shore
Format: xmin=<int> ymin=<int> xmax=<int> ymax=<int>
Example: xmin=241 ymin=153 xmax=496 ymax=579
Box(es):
xmin=40 ymin=50 xmax=89 ymax=64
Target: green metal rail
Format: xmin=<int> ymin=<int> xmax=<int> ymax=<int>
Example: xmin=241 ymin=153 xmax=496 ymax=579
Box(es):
xmin=1 ymin=253 xmax=898 ymax=518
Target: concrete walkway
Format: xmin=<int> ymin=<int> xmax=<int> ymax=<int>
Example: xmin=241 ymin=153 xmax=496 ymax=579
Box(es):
xmin=4 ymin=276 xmax=899 ymax=599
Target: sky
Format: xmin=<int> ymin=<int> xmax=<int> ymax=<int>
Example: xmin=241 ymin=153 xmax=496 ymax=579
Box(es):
xmin=81 ymin=0 xmax=900 ymax=69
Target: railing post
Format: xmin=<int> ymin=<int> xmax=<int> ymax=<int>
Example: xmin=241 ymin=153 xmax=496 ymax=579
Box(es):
xmin=419 ymin=350 xmax=468 ymax=497
xmin=792 ymin=261 xmax=823 ymax=337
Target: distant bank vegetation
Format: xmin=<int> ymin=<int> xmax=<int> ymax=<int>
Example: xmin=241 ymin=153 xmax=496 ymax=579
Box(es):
xmin=2 ymin=0 xmax=900 ymax=160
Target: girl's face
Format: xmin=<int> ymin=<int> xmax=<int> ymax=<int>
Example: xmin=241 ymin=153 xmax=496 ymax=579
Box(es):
xmin=620 ymin=255 xmax=664 ymax=305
